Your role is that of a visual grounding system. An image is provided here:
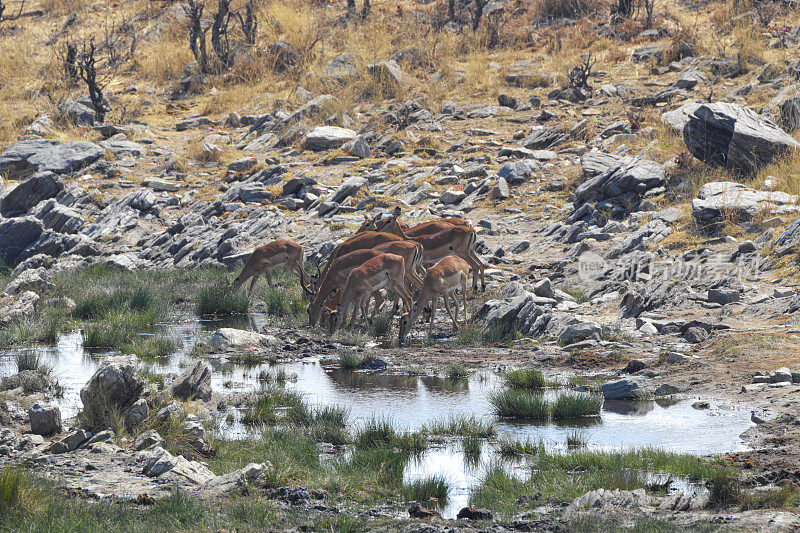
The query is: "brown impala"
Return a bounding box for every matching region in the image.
[232,240,311,298]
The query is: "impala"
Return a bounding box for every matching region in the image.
[317,231,403,281]
[304,241,423,326]
[398,256,470,346]
[329,253,412,335]
[378,207,485,291]
[232,240,311,298]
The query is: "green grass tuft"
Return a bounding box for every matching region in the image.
[489,389,550,420]
[551,393,603,419]
[197,285,249,317]
[444,363,469,380]
[421,414,496,438]
[505,368,545,389]
[403,475,449,503]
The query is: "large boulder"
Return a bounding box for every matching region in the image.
[304,126,357,151]
[0,172,64,217]
[27,141,103,176]
[681,102,800,174]
[171,361,212,401]
[330,176,368,204]
[28,403,62,436]
[575,158,664,204]
[34,199,84,234]
[208,328,276,350]
[0,291,40,325]
[0,138,60,179]
[692,182,798,225]
[59,98,97,126]
[0,216,44,265]
[79,356,144,416]
[602,378,645,400]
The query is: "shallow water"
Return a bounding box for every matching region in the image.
[0,319,753,518]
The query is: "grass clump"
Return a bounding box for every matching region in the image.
[505,368,545,389]
[123,337,177,359]
[496,436,545,457]
[339,351,370,370]
[444,363,469,380]
[456,323,519,347]
[421,414,496,438]
[14,351,51,374]
[0,467,29,516]
[489,390,550,420]
[551,393,603,419]
[403,476,449,503]
[561,286,590,303]
[197,285,249,317]
[242,387,306,426]
[264,288,305,318]
[354,417,396,450]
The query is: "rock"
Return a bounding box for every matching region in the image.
[623,360,646,373]
[28,404,62,436]
[99,139,146,158]
[683,327,709,343]
[197,462,269,497]
[533,278,555,299]
[209,328,276,350]
[408,502,440,518]
[48,428,89,454]
[3,267,53,295]
[440,188,466,205]
[558,321,601,345]
[490,177,510,200]
[141,446,216,485]
[344,137,370,158]
[780,96,800,133]
[772,367,793,383]
[456,507,493,520]
[366,60,402,94]
[498,94,518,109]
[176,116,213,131]
[124,398,149,428]
[142,178,179,192]
[0,291,40,325]
[602,379,644,400]
[661,102,702,132]
[26,115,54,136]
[34,200,84,234]
[330,176,367,204]
[737,240,756,253]
[1,172,64,216]
[180,416,211,454]
[269,40,300,71]
[304,126,357,151]
[654,383,679,396]
[171,361,212,402]
[633,44,663,62]
[497,159,540,185]
[665,352,689,364]
[79,356,144,419]
[0,216,44,265]
[135,429,166,451]
[691,182,797,225]
[681,102,800,174]
[708,288,740,305]
[774,287,795,298]
[639,322,658,335]
[26,141,103,177]
[227,157,257,173]
[574,157,664,207]
[324,54,359,84]
[675,70,706,90]
[521,126,568,150]
[59,98,97,126]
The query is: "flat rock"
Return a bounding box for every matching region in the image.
[304,126,357,151]
[209,328,277,350]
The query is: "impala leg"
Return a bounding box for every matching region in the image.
[442,291,459,332]
[348,295,360,328]
[371,290,384,322]
[391,282,412,313]
[265,269,274,289]
[247,273,260,299]
[427,295,438,338]
[462,273,469,327]
[470,249,486,292]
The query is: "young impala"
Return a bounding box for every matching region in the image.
[232,240,311,298]
[304,241,425,326]
[328,253,412,335]
[398,256,470,346]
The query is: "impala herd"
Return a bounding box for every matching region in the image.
[232,207,486,345]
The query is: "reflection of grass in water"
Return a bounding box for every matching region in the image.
[496,436,545,457]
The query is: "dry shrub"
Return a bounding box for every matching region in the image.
[532,0,606,20]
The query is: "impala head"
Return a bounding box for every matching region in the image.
[231,274,244,291]
[398,305,417,346]
[356,213,383,233]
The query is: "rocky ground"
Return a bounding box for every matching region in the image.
[4,0,800,530]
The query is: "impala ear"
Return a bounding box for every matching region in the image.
[392,206,401,218]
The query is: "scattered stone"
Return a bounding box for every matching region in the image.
[171,361,212,402]
[623,360,646,374]
[684,327,709,344]
[602,379,644,400]
[209,328,276,350]
[654,383,679,396]
[708,288,740,305]
[456,507,493,520]
[48,428,89,454]
[135,429,166,451]
[304,126,357,151]
[408,503,440,518]
[80,356,144,418]
[0,172,64,217]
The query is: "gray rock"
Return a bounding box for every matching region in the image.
[180,416,211,454]
[330,176,367,204]
[684,327,709,343]
[26,141,103,176]
[80,356,144,417]
[602,379,644,400]
[99,139,146,158]
[366,60,402,93]
[197,462,269,497]
[660,102,702,132]
[580,151,626,177]
[59,98,97,126]
[28,404,62,436]
[0,291,40,325]
[440,188,466,205]
[692,182,797,224]
[780,96,800,133]
[533,278,555,299]
[575,158,664,205]
[708,288,740,305]
[0,138,60,179]
[345,137,370,158]
[559,321,601,345]
[654,383,679,396]
[285,94,338,126]
[171,361,212,402]
[639,322,658,335]
[34,199,84,234]
[675,70,706,90]
[49,428,89,454]
[1,172,64,216]
[176,116,214,131]
[304,126,356,151]
[682,102,800,174]
[665,352,689,364]
[124,398,149,428]
[490,177,510,200]
[0,216,44,265]
[324,54,359,84]
[227,157,257,173]
[142,178,179,192]
[497,159,540,185]
[633,44,663,62]
[772,367,793,383]
[135,429,166,451]
[3,267,53,295]
[208,328,276,350]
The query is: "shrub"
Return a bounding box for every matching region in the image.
[421,414,496,438]
[505,368,545,389]
[489,390,549,419]
[339,351,370,370]
[354,417,396,449]
[533,0,604,19]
